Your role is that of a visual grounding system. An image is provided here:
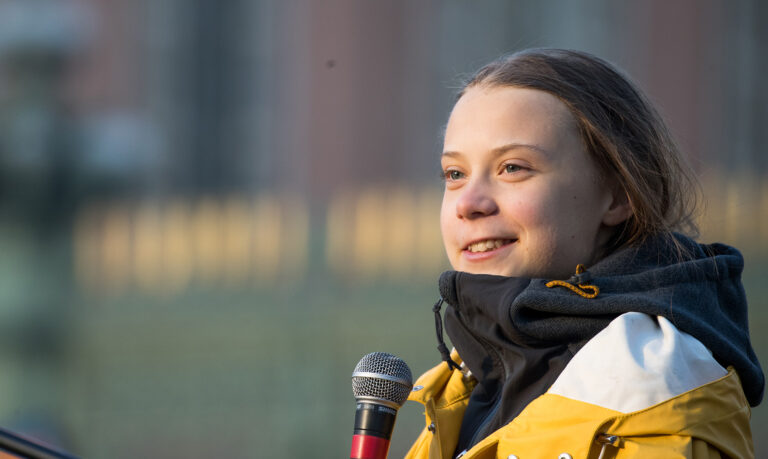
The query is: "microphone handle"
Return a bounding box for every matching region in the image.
[350,402,397,459]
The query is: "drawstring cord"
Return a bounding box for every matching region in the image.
[432,297,461,371]
[545,264,600,298]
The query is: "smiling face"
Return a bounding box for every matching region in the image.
[440,85,631,279]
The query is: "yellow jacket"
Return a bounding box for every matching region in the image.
[405,314,754,459]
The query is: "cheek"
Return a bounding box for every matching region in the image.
[502,189,555,229]
[524,185,605,261]
[506,188,572,254]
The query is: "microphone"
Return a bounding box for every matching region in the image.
[350,352,413,459]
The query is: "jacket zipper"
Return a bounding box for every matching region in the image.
[595,433,619,459]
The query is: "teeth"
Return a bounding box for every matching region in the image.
[467,239,512,253]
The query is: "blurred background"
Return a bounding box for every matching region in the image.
[0,0,765,457]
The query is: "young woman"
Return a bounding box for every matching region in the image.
[406,49,764,458]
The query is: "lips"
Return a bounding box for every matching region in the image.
[464,238,516,253]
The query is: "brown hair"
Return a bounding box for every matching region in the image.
[460,48,701,254]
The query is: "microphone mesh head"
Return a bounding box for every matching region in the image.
[351,352,413,407]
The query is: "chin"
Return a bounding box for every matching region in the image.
[458,263,521,278]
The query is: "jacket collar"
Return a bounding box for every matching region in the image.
[408,361,752,459]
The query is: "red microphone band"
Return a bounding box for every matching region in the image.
[350,434,390,459]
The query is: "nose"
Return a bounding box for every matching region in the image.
[455,180,499,219]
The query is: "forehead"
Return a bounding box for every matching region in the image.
[444,85,579,153]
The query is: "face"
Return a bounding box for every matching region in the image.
[440,85,629,279]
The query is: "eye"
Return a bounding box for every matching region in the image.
[442,169,465,181]
[503,163,523,174]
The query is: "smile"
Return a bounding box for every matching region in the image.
[465,239,516,253]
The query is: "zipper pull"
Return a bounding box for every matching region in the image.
[595,433,619,459]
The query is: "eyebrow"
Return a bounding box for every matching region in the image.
[442,142,550,158]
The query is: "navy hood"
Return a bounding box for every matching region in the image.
[439,232,764,407]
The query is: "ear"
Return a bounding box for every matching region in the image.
[602,185,632,227]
